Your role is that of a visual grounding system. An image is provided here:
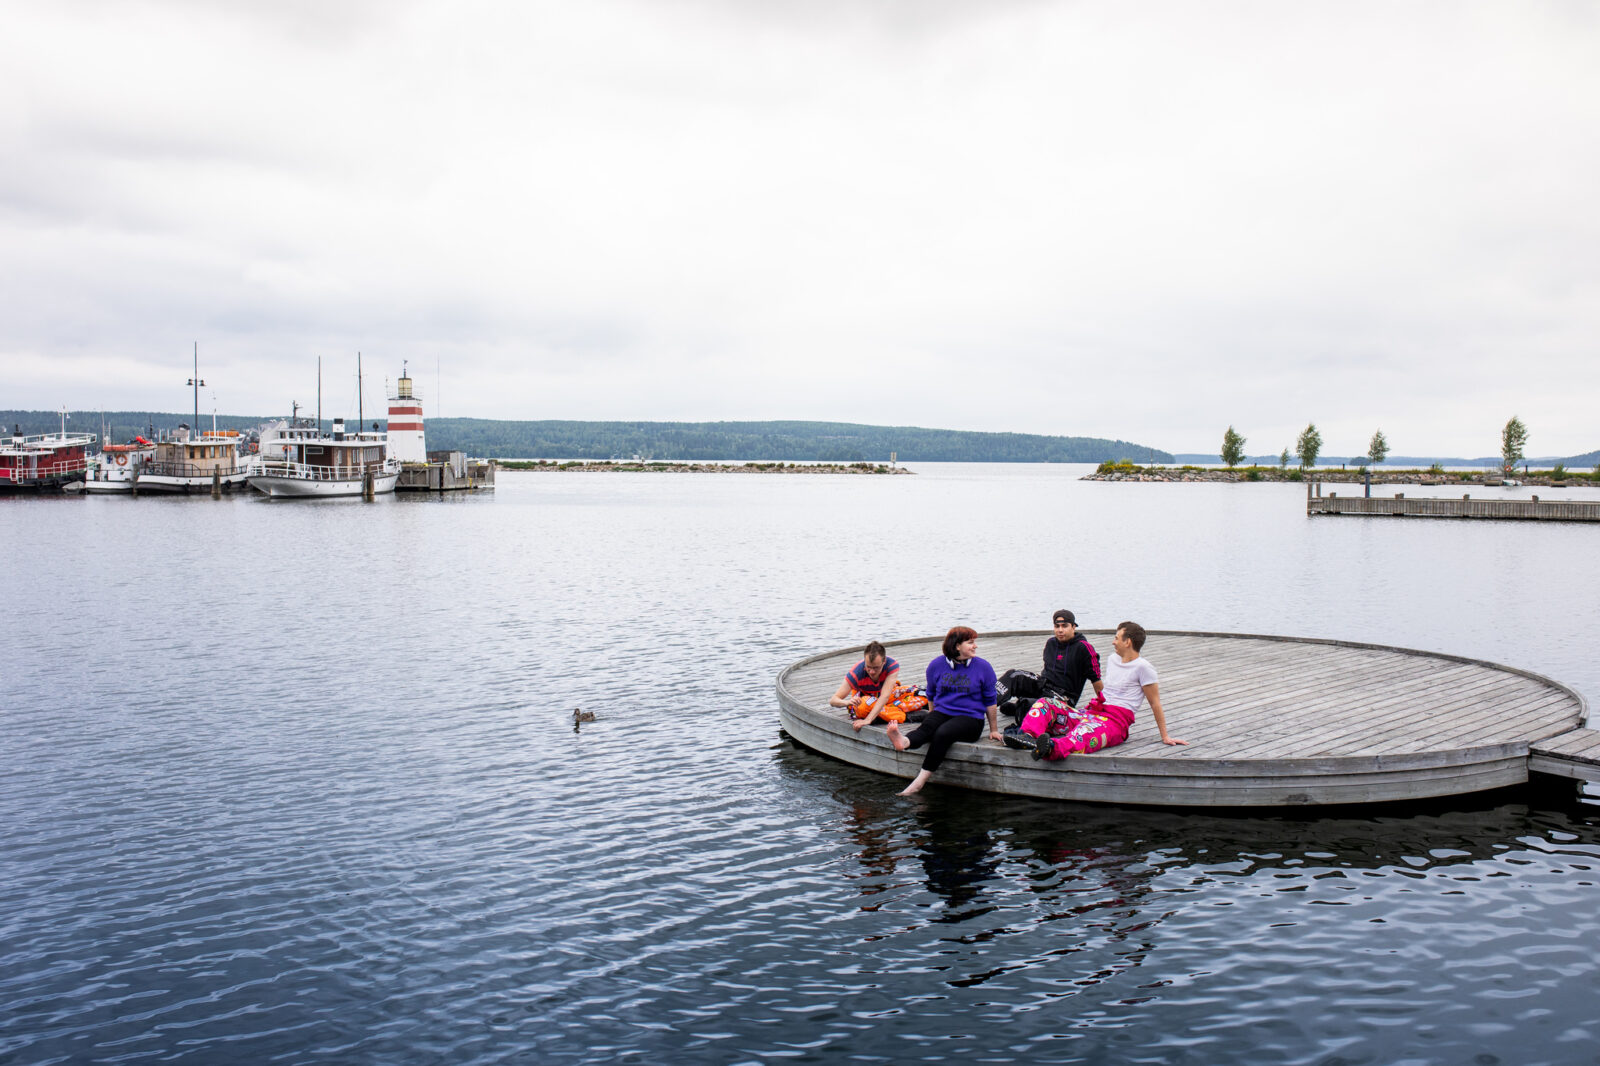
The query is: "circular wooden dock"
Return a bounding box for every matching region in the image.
[776,630,1590,806]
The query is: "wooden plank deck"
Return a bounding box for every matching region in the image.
[1529,727,1600,783]
[1308,494,1600,521]
[776,630,1590,807]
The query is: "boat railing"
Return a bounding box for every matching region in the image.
[252,459,395,482]
[0,455,91,480]
[3,432,97,450]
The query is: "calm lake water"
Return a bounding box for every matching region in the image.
[4,464,1599,1065]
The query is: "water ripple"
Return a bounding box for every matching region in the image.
[6,476,1600,1063]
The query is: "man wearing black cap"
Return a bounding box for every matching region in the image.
[996,610,1103,727]
[1041,610,1102,705]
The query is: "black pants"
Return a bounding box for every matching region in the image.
[903,710,984,772]
[996,669,1072,724]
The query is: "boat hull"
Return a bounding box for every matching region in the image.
[135,472,252,494]
[248,472,400,497]
[0,473,85,492]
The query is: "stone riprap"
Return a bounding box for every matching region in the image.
[1083,468,1598,487]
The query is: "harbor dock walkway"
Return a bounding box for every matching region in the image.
[1306,486,1600,521]
[776,631,1593,806]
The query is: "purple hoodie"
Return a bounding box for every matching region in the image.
[924,655,998,718]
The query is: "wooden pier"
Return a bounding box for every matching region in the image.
[395,451,496,492]
[1306,485,1600,521]
[776,630,1594,806]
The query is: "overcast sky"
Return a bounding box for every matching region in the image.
[4,0,1597,456]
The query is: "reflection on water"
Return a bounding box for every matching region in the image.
[4,467,1600,1064]
[773,737,1600,1062]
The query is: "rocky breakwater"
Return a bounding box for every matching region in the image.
[1086,468,1251,483]
[501,460,912,474]
[1082,466,1599,487]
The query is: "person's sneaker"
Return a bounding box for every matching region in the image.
[1031,733,1055,761]
[1002,726,1032,751]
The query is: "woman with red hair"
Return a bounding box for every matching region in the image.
[885,626,1002,796]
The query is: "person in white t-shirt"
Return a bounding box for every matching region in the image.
[1102,622,1185,746]
[1024,620,1186,760]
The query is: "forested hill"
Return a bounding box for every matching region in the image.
[422,419,1171,463]
[1,411,1170,463]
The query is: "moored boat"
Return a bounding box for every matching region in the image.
[0,425,97,491]
[246,418,400,498]
[84,437,156,493]
[137,427,251,494]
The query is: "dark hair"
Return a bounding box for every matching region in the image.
[1117,621,1146,653]
[1053,609,1075,626]
[864,641,887,663]
[943,626,978,659]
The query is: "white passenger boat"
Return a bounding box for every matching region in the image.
[84,438,156,493]
[138,427,251,494]
[246,418,400,498]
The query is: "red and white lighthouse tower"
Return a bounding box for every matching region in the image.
[387,364,426,464]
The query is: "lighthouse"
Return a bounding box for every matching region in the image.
[387,364,426,464]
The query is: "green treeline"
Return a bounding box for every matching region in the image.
[4,411,1172,463]
[0,410,269,443]
[420,419,1172,463]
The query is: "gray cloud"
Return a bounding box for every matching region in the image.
[3,0,1598,455]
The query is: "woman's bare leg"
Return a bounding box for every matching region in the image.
[885,721,910,752]
[898,769,933,796]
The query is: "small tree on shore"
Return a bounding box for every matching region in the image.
[1501,416,1527,474]
[1221,425,1246,469]
[1296,423,1323,469]
[1367,429,1389,466]
[1279,448,1290,470]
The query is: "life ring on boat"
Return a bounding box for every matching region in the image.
[115,453,127,465]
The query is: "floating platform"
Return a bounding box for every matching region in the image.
[1307,490,1600,521]
[395,451,496,492]
[776,631,1594,806]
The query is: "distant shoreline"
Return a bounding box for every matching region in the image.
[497,459,911,475]
[1084,463,1597,487]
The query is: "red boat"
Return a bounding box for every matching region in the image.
[0,427,98,491]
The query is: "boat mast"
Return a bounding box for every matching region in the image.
[358,352,364,434]
[187,342,204,433]
[317,356,322,435]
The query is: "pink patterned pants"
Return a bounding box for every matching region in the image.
[1019,694,1134,760]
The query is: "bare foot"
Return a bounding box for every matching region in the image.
[897,769,932,796]
[885,721,910,752]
